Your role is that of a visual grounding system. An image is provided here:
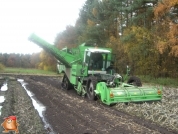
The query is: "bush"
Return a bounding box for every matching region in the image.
[0,63,5,71]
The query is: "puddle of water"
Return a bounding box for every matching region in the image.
[0,81,7,116]
[1,83,8,91]
[18,79,46,117]
[18,79,55,133]
[0,106,2,116]
[0,96,5,103]
[0,96,5,116]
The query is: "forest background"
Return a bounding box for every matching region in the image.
[0,0,177,78]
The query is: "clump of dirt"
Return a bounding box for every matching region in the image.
[0,77,46,134]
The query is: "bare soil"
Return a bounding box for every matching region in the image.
[0,74,178,134]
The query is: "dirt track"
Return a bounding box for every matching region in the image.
[1,75,178,134]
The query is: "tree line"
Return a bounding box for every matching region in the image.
[0,53,40,68]
[1,0,177,78]
[53,0,178,78]
[0,52,56,71]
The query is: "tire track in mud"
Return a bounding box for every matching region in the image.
[25,77,133,134]
[24,76,177,134]
[0,76,46,134]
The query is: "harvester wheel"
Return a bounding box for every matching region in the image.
[62,74,71,90]
[127,76,142,87]
[87,77,97,101]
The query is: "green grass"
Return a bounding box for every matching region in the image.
[139,75,178,87]
[0,67,58,76]
[1,68,177,87]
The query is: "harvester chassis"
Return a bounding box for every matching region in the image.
[62,73,142,101]
[29,33,162,106]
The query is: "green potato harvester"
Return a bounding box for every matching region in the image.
[29,33,162,105]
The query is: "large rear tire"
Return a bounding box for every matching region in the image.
[127,76,142,87]
[62,74,72,90]
[87,77,97,100]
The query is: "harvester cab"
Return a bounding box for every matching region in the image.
[29,33,162,106]
[84,48,112,74]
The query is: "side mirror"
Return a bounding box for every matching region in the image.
[127,65,130,76]
[78,77,81,82]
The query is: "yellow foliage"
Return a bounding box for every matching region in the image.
[0,63,5,71]
[135,27,150,40]
[123,26,152,53]
[92,8,98,17]
[156,41,167,54]
[106,36,120,52]
[87,19,95,26]
[38,62,44,70]
[39,51,47,60]
[168,0,178,7]
[43,65,48,71]
[110,36,117,43]
[38,50,56,71]
[154,0,178,18]
[167,23,178,45]
[154,2,163,17]
[155,21,178,56]
[155,22,178,56]
[171,46,178,56]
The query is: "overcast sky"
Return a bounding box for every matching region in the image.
[0,0,86,54]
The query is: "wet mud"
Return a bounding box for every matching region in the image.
[0,74,177,134]
[0,76,46,134]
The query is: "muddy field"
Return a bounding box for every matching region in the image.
[0,74,178,134]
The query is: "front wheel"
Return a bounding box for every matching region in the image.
[87,78,97,100]
[61,74,72,90]
[127,76,142,87]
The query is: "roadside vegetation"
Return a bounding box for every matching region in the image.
[139,75,178,87]
[0,67,58,76]
[1,67,178,88]
[0,63,5,71]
